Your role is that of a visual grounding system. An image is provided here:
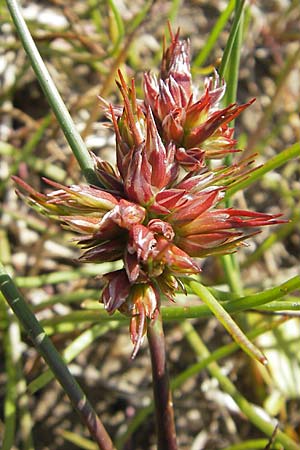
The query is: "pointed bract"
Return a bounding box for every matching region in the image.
[14,28,285,358]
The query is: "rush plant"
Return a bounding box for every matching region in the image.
[10,27,284,448]
[1,1,300,450]
[13,29,283,360]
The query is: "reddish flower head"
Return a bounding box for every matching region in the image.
[143,28,254,169]
[14,28,284,357]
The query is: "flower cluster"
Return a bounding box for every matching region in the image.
[14,28,282,357]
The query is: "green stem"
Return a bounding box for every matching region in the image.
[218,0,245,78]
[220,0,246,295]
[147,312,178,450]
[222,1,244,113]
[221,253,243,295]
[6,0,100,186]
[223,438,282,450]
[107,0,125,57]
[28,321,120,394]
[182,321,300,450]
[15,262,121,288]
[187,280,267,364]
[34,275,300,332]
[0,263,115,450]
[225,142,300,199]
[2,309,17,450]
[13,318,35,450]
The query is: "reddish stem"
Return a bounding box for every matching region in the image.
[147,312,178,450]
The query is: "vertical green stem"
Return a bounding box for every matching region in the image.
[220,0,246,296]
[147,312,178,450]
[2,309,17,450]
[0,264,115,450]
[16,328,35,450]
[221,253,243,296]
[218,0,245,79]
[223,1,245,118]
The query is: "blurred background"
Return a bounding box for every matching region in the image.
[0,1,300,449]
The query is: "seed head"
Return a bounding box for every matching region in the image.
[14,28,284,357]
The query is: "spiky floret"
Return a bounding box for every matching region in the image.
[14,29,284,357]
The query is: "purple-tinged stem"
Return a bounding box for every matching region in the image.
[147,311,178,450]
